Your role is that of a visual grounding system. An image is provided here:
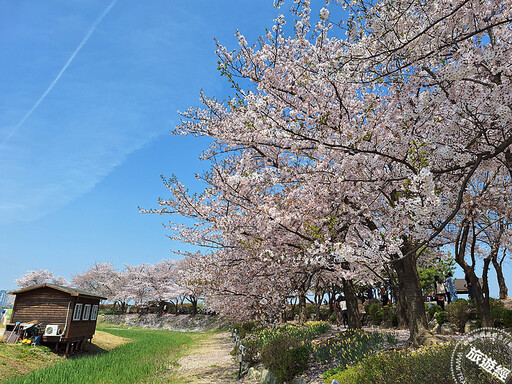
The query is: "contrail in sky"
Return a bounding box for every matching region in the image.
[1,0,118,147]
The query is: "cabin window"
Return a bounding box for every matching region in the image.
[91,305,99,321]
[82,304,91,321]
[73,303,83,321]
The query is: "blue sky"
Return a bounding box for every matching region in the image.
[0,1,509,298]
[0,0,282,290]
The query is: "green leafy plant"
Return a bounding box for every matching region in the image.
[491,307,512,329]
[503,309,512,328]
[491,306,507,327]
[260,335,310,384]
[323,343,456,384]
[366,302,383,324]
[446,299,473,332]
[311,329,395,366]
[230,334,261,366]
[255,321,330,347]
[426,304,443,320]
[231,321,258,339]
[434,311,447,325]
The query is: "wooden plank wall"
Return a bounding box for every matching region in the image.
[12,288,71,328]
[11,287,101,340]
[67,298,100,339]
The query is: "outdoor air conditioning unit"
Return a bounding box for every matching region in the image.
[44,324,61,336]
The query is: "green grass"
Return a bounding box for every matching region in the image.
[2,326,194,384]
[323,343,456,384]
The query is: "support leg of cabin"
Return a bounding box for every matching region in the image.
[65,342,70,356]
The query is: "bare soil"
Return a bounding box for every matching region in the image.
[90,330,131,352]
[174,332,241,383]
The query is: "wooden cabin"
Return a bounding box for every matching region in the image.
[5,283,106,353]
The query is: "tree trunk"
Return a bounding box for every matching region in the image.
[492,255,509,300]
[328,285,336,317]
[463,266,493,327]
[315,297,322,321]
[393,243,433,346]
[454,221,494,328]
[296,274,313,325]
[298,293,307,325]
[190,297,198,316]
[290,297,297,320]
[389,278,408,328]
[343,279,361,329]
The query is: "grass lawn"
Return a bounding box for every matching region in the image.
[1,324,195,384]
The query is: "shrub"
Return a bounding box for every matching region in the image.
[492,307,512,329]
[323,343,456,384]
[446,300,471,332]
[232,321,258,339]
[366,302,383,324]
[434,311,447,325]
[503,309,512,328]
[489,298,505,311]
[375,310,384,324]
[260,335,310,384]
[238,335,260,366]
[381,305,397,326]
[306,304,317,317]
[427,304,443,320]
[318,306,331,321]
[491,306,507,327]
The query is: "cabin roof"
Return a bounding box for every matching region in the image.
[7,283,107,300]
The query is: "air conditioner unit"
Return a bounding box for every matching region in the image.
[44,324,61,336]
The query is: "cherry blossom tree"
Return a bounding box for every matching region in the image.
[450,168,512,325]
[175,257,205,315]
[72,262,121,300]
[149,0,512,344]
[145,259,189,313]
[15,269,68,288]
[121,264,155,306]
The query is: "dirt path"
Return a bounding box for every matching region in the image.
[173,326,413,384]
[174,332,241,383]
